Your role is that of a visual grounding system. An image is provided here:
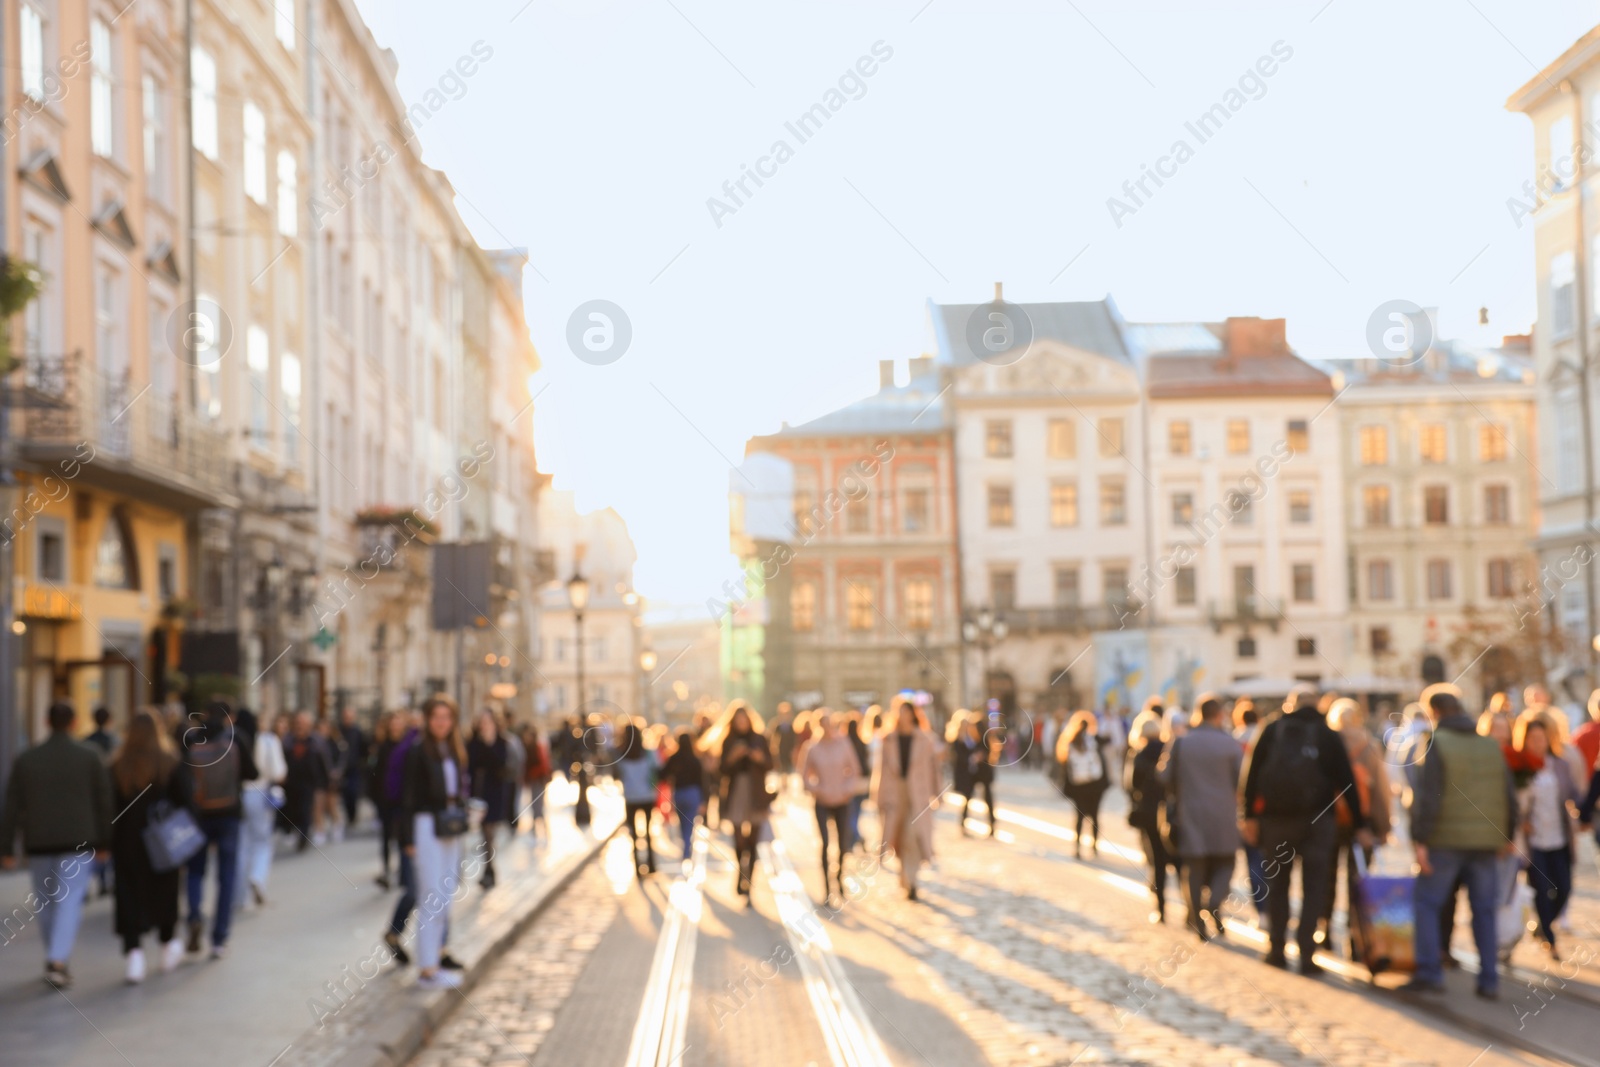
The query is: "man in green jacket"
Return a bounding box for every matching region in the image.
[0,703,113,989]
[1403,685,1516,998]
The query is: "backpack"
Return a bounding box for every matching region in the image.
[1257,715,1328,816]
[191,739,242,812]
[1066,743,1104,786]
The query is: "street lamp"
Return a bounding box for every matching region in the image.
[567,567,592,828]
[640,649,657,721]
[962,608,1008,712]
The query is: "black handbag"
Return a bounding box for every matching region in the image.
[435,804,468,837]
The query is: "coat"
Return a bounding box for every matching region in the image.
[1125,740,1166,832]
[111,764,192,944]
[872,729,940,863]
[0,733,113,856]
[1158,723,1242,858]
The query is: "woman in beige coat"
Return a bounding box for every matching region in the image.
[872,699,941,900]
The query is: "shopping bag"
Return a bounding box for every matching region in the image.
[1497,875,1534,959]
[1352,848,1415,975]
[143,801,207,873]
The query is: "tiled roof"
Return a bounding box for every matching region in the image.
[1146,351,1334,399]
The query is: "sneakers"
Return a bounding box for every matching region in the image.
[186,919,204,955]
[210,943,229,960]
[125,949,146,985]
[43,962,71,989]
[162,938,185,973]
[417,969,463,989]
[1398,979,1446,995]
[439,952,464,971]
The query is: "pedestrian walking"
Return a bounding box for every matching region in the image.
[109,709,193,982]
[615,720,660,876]
[773,703,798,784]
[84,705,116,898]
[282,712,329,850]
[402,695,469,989]
[179,700,258,960]
[467,708,509,890]
[661,730,704,859]
[947,710,997,837]
[338,707,368,831]
[1318,699,1393,955]
[1125,710,1173,924]
[1160,695,1243,941]
[713,702,772,899]
[238,707,287,908]
[1239,684,1369,975]
[872,699,940,901]
[1513,708,1582,961]
[0,702,113,988]
[522,722,553,839]
[503,719,526,834]
[318,717,348,843]
[1054,711,1109,858]
[368,712,399,888]
[801,711,865,903]
[844,713,870,851]
[1403,685,1516,998]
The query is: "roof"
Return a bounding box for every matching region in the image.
[1122,322,1223,358]
[1506,25,1600,113]
[1320,338,1536,390]
[765,369,948,438]
[1146,351,1334,399]
[929,298,1130,367]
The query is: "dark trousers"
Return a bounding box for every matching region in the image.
[185,815,241,947]
[1184,853,1235,931]
[341,780,362,826]
[1529,845,1574,947]
[1138,826,1172,902]
[389,851,416,936]
[1319,831,1373,953]
[963,780,996,833]
[1258,815,1336,961]
[1243,844,1269,920]
[814,802,851,891]
[626,801,656,868]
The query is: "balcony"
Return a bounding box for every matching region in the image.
[1207,597,1283,633]
[1000,603,1143,633]
[12,353,235,512]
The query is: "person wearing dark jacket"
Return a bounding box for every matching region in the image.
[0,702,113,988]
[338,706,369,829]
[109,709,194,982]
[661,731,705,859]
[402,696,469,988]
[179,700,258,959]
[467,708,509,889]
[282,711,330,849]
[1125,712,1173,923]
[1239,685,1370,974]
[1403,686,1517,998]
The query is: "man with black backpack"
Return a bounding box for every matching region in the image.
[180,700,258,960]
[1240,684,1371,975]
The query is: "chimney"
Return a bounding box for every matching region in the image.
[879,359,896,391]
[908,355,935,381]
[1223,317,1288,358]
[994,282,1003,303]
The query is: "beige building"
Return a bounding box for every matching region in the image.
[641,611,725,725]
[1331,340,1540,708]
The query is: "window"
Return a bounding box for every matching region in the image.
[276,151,298,236]
[592,638,607,663]
[1479,423,1508,462]
[1549,115,1574,192]
[143,74,165,196]
[191,47,218,159]
[281,353,302,465]
[846,582,875,631]
[903,488,928,533]
[20,4,44,101]
[1558,391,1583,494]
[1047,418,1076,459]
[1054,566,1080,608]
[792,490,815,536]
[1363,484,1391,526]
[846,495,869,534]
[1297,637,1317,658]
[90,18,113,157]
[94,513,136,589]
[243,102,268,204]
[95,265,122,379]
[275,0,296,48]
[904,578,933,630]
[1226,419,1250,454]
[1227,490,1254,525]
[1286,419,1309,454]
[1168,420,1192,457]
[1552,251,1576,337]
[1292,563,1315,603]
[1426,559,1453,600]
[1234,564,1256,615]
[1237,635,1257,659]
[1171,491,1194,526]
[791,582,816,631]
[1174,566,1196,606]
[1098,417,1124,458]
[987,484,1013,527]
[1103,566,1129,607]
[1049,481,1078,527]
[1484,484,1510,525]
[1423,485,1449,525]
[985,419,1013,458]
[1359,425,1388,465]
[990,569,1016,611]
[196,292,223,420]
[1419,423,1447,464]
[36,520,65,582]
[1288,490,1312,524]
[1370,626,1392,654]
[1098,479,1126,526]
[1367,559,1394,601]
[247,326,270,443]
[1487,559,1516,599]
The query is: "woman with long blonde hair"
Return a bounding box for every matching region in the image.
[1055,710,1109,858]
[108,709,192,982]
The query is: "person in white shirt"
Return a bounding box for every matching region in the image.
[237,710,287,909]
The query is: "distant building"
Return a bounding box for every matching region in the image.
[642,612,725,725]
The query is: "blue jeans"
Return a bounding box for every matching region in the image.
[673,787,702,857]
[1243,845,1269,920]
[1414,847,1499,990]
[185,815,241,947]
[1528,845,1574,947]
[235,789,277,909]
[29,853,93,963]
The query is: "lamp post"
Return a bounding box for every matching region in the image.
[567,567,591,828]
[639,648,657,721]
[961,606,1008,714]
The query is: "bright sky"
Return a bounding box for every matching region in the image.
[355,0,1592,611]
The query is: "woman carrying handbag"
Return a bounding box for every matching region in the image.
[109,709,195,983]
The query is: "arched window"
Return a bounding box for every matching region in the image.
[93,508,139,590]
[1420,654,1446,686]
